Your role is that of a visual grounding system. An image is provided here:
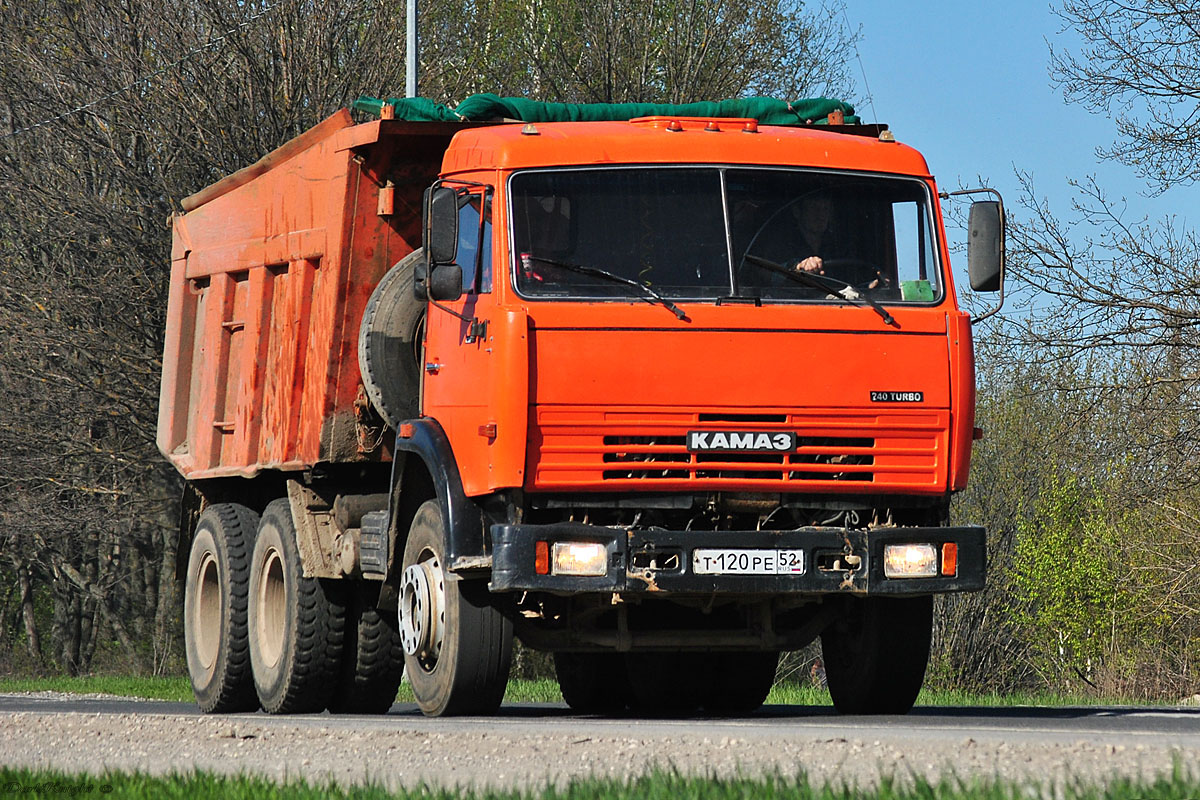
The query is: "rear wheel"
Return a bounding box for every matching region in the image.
[328,584,405,714]
[701,651,779,715]
[400,500,512,716]
[184,503,260,713]
[248,499,346,714]
[624,651,708,715]
[821,595,932,714]
[554,652,632,714]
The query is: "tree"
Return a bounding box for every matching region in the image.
[1000,0,1200,494]
[0,0,859,674]
[931,0,1200,698]
[0,0,413,673]
[418,0,860,104]
[1053,0,1200,193]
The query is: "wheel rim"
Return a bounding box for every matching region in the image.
[193,552,221,670]
[399,553,445,671]
[257,546,287,668]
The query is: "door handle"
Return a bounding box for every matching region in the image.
[425,362,444,374]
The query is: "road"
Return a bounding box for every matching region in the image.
[2,694,1197,791]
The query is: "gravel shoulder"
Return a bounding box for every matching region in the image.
[2,695,1197,792]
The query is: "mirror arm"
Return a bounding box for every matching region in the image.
[429,298,471,322]
[940,187,1006,325]
[427,299,488,344]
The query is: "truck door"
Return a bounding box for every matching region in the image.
[422,187,497,495]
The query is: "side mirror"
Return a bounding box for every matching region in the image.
[429,264,463,302]
[425,186,459,266]
[967,200,1004,292]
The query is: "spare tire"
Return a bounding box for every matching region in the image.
[358,249,426,429]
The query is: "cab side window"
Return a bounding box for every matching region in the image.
[455,192,493,294]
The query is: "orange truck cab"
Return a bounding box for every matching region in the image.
[160,98,1004,718]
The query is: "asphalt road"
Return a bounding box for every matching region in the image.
[3,694,1198,790]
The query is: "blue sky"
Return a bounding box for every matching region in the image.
[846,1,1190,230]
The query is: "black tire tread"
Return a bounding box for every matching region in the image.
[554,652,631,714]
[328,587,404,714]
[188,503,260,714]
[252,499,346,714]
[821,595,932,715]
[701,651,778,715]
[403,500,512,716]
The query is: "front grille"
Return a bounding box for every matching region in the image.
[529,408,947,493]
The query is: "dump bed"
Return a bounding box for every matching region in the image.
[156,110,466,479]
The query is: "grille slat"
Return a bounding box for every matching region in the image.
[530,408,946,490]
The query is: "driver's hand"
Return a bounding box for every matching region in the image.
[795,256,823,274]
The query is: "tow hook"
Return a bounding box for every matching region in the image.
[839,533,863,590]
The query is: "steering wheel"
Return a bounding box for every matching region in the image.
[818,258,892,292]
[742,253,891,295]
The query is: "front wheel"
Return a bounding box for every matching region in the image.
[400,500,512,716]
[820,595,932,714]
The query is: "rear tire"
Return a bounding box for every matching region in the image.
[248,499,346,714]
[400,500,512,716]
[821,595,932,714]
[701,651,779,715]
[624,652,707,715]
[328,584,405,714]
[554,652,632,714]
[184,503,261,713]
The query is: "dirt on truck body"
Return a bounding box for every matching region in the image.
[159,96,1005,718]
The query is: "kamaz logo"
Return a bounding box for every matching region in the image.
[687,431,797,452]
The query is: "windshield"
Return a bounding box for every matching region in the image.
[510,167,942,304]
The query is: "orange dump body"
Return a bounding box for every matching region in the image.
[159,112,975,502]
[157,112,472,477]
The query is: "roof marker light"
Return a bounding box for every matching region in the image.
[521,123,539,136]
[742,120,758,133]
[666,119,683,132]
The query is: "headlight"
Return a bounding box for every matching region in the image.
[552,542,608,576]
[883,543,938,578]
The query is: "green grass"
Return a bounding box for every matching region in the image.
[0,674,194,702]
[0,674,1169,709]
[0,671,1161,710]
[0,765,1196,800]
[395,678,564,704]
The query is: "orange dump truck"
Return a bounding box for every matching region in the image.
[159,97,1004,717]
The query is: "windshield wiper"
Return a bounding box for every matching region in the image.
[742,254,897,327]
[521,254,689,321]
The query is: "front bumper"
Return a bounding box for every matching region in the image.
[490,523,985,595]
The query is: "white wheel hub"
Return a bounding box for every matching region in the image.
[399,557,445,664]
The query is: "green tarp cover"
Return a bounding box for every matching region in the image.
[353,93,858,126]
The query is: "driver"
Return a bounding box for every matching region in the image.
[788,192,889,291]
[791,193,832,275]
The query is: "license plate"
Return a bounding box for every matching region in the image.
[692,548,805,575]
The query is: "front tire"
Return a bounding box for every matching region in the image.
[184,503,260,713]
[400,500,512,716]
[821,595,932,714]
[248,499,346,714]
